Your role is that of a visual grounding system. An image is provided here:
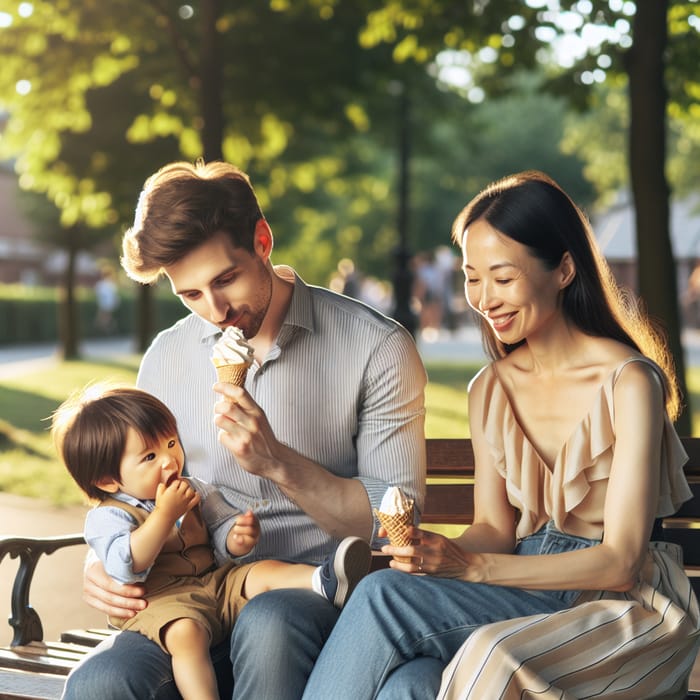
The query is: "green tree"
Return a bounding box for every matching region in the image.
[0,2,599,357]
[0,0,428,349]
[358,0,700,431]
[0,1,181,354]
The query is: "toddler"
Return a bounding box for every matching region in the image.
[52,385,371,700]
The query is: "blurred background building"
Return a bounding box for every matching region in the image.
[0,168,103,287]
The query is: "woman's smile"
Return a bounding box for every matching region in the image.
[489,312,517,333]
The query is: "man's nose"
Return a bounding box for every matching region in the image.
[204,290,229,324]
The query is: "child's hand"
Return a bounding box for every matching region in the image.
[154,478,200,523]
[226,510,260,556]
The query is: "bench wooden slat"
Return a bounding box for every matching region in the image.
[0,642,86,675]
[423,482,474,525]
[58,629,116,648]
[425,438,474,476]
[684,441,700,471]
[674,483,700,519]
[0,667,66,700]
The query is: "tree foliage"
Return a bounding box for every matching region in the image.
[354,0,700,431]
[0,1,592,278]
[7,1,686,383]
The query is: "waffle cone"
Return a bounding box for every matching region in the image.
[215,363,249,387]
[374,504,414,563]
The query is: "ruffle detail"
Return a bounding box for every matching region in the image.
[558,382,615,514]
[474,358,692,540]
[658,421,692,516]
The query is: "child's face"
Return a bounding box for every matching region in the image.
[112,427,185,500]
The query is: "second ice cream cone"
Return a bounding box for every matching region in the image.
[375,506,414,563]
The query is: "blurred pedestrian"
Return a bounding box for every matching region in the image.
[413,250,444,341]
[94,265,120,334]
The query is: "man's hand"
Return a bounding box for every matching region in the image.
[83,557,147,619]
[213,381,375,542]
[213,382,288,483]
[226,509,260,557]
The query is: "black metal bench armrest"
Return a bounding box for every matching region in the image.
[0,534,86,646]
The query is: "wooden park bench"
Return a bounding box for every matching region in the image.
[2,437,700,699]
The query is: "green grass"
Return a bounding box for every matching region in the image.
[1,356,699,507]
[0,355,142,506]
[424,361,483,438]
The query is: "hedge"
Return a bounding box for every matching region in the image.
[0,284,188,346]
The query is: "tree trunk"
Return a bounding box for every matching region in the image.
[392,87,417,337]
[59,240,80,360]
[136,283,154,354]
[200,0,224,161]
[627,1,690,433]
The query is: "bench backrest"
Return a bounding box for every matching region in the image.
[422,437,700,569]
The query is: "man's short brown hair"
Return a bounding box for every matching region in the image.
[121,160,264,284]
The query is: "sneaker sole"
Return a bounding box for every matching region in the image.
[333,537,372,608]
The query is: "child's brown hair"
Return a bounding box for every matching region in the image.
[52,385,179,500]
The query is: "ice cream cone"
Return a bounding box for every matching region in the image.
[374,503,414,563]
[215,363,249,387]
[211,327,254,386]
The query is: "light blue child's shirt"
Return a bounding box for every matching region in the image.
[84,476,243,583]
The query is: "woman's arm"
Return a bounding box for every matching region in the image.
[387,362,664,591]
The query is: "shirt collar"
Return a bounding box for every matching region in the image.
[282,267,314,335]
[110,490,155,512]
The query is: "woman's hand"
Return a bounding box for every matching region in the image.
[379,525,476,579]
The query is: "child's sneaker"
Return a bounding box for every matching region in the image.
[319,536,372,608]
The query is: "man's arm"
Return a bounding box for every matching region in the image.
[214,391,375,539]
[214,328,427,545]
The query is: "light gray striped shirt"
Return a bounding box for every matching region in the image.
[137,268,427,565]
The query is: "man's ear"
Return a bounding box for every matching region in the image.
[253,219,274,262]
[95,476,120,494]
[559,251,576,289]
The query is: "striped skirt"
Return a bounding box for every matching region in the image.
[437,541,700,700]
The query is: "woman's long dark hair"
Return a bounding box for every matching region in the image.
[451,170,681,420]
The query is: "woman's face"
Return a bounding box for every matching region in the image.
[461,219,567,346]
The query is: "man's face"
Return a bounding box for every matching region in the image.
[164,229,273,339]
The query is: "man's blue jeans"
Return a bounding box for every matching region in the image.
[302,524,596,700]
[61,589,340,700]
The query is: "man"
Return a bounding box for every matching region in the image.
[63,160,426,699]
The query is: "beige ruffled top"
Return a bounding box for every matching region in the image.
[474,357,692,541]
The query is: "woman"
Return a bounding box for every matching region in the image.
[302,171,700,700]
